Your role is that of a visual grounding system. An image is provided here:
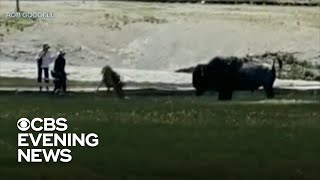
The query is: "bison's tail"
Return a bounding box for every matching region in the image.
[272,58,283,78]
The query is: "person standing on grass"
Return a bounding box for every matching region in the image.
[35,43,55,92]
[52,49,67,94]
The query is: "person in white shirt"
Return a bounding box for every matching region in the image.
[35,44,55,92]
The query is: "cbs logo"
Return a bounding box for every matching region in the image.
[17,118,68,132]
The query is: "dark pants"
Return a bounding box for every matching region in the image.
[59,72,67,92]
[53,71,67,93]
[37,67,49,84]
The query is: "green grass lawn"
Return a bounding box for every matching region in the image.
[0,94,320,180]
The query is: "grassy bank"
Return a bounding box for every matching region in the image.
[0,77,98,88]
[0,94,319,180]
[0,77,191,89]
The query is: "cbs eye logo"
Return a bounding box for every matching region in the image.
[17,118,30,131]
[17,118,68,132]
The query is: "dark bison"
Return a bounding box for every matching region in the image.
[192,56,282,100]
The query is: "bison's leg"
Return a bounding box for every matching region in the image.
[225,91,233,100]
[264,85,274,98]
[218,92,225,100]
[195,89,205,96]
[218,90,233,100]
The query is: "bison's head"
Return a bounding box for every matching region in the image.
[192,64,207,96]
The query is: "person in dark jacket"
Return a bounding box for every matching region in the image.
[52,50,67,94]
